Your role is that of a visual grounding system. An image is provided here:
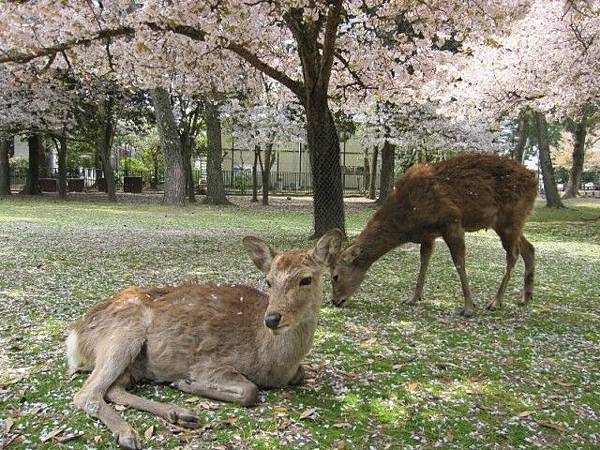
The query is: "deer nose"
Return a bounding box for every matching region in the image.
[265,313,282,329]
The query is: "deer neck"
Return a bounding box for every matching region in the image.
[257,302,320,383]
[354,216,406,267]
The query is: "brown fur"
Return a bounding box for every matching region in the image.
[67,231,343,449]
[330,154,537,317]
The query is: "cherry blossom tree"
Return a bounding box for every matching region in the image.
[439,0,599,206]
[0,63,78,196]
[0,0,531,236]
[223,83,305,205]
[357,100,507,200]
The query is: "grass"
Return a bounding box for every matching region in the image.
[1,195,599,449]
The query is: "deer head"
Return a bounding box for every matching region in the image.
[243,229,344,334]
[329,243,369,306]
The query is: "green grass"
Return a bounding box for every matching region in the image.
[1,195,599,449]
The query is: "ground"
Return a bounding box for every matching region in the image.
[0,195,599,450]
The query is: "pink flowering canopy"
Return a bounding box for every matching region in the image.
[0,1,533,104]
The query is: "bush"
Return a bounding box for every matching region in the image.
[120,158,150,177]
[9,156,28,171]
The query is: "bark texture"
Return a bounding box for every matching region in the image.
[203,101,228,205]
[22,134,42,195]
[563,114,587,199]
[534,111,564,208]
[0,138,11,196]
[377,140,395,204]
[305,105,345,236]
[151,88,186,206]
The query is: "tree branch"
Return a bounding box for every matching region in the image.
[0,26,135,64]
[225,41,304,98]
[318,0,343,94]
[0,20,305,100]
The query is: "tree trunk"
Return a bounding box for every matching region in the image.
[181,138,196,202]
[57,135,67,199]
[151,88,186,206]
[0,138,11,196]
[367,145,379,200]
[96,99,117,202]
[513,111,529,163]
[151,158,159,189]
[363,153,370,196]
[22,134,42,195]
[261,144,273,206]
[304,103,345,237]
[535,111,564,208]
[203,101,229,205]
[251,145,259,202]
[377,140,395,204]
[564,114,587,199]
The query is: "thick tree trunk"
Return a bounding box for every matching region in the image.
[377,140,395,204]
[513,111,529,163]
[564,115,587,199]
[367,145,379,200]
[251,145,259,202]
[305,103,345,237]
[151,88,186,206]
[0,138,11,196]
[535,111,564,208]
[203,102,229,205]
[57,135,67,199]
[261,144,273,206]
[96,99,117,202]
[22,134,42,195]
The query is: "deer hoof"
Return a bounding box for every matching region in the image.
[115,429,141,450]
[168,409,200,428]
[520,293,532,306]
[459,308,475,318]
[486,302,500,311]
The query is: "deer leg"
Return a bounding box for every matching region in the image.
[443,223,475,317]
[519,236,535,306]
[106,373,199,429]
[289,365,305,386]
[487,229,520,311]
[173,365,259,407]
[405,239,435,305]
[73,335,145,450]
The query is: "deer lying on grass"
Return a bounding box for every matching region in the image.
[66,230,343,449]
[330,154,538,317]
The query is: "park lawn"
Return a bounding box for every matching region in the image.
[0,196,599,449]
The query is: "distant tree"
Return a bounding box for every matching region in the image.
[0,137,11,195]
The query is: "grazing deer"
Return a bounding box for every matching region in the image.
[66,230,343,449]
[329,154,537,317]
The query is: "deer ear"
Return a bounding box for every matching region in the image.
[341,244,362,264]
[243,236,277,273]
[312,228,344,267]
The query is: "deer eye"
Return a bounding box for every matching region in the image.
[266,279,272,288]
[332,275,339,283]
[300,277,312,286]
